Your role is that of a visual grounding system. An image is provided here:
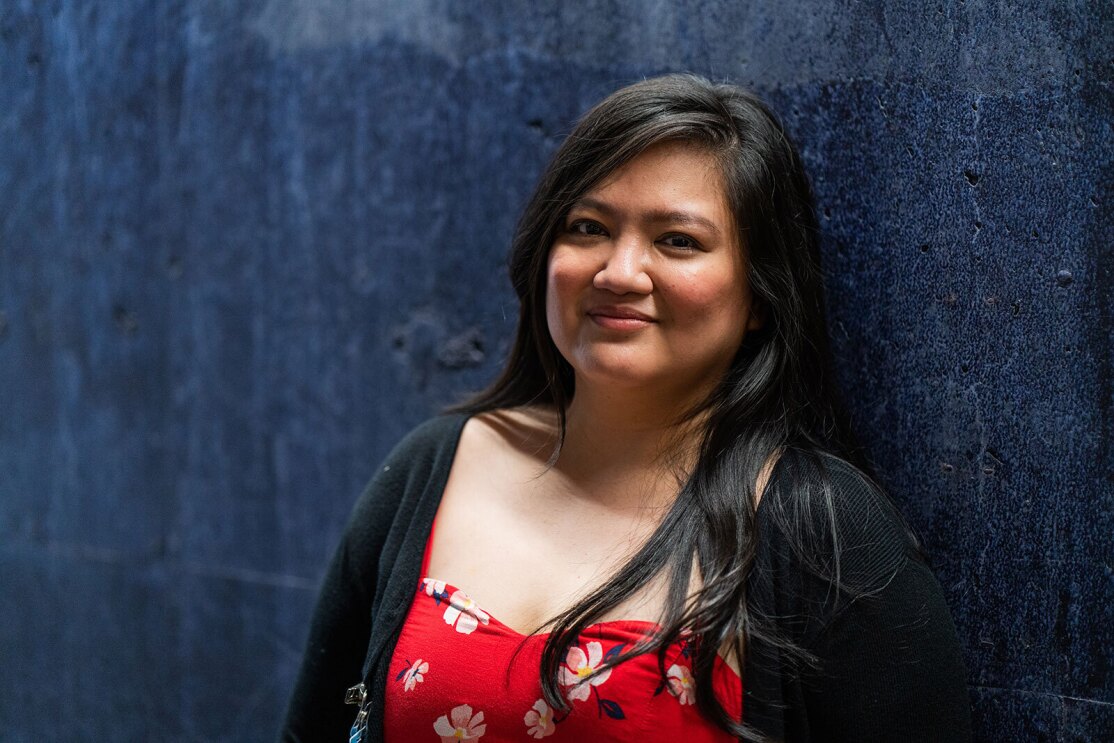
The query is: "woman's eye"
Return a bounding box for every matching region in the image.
[568,220,606,236]
[661,234,699,250]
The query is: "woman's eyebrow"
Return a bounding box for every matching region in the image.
[571,196,723,236]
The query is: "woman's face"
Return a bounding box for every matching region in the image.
[546,140,761,402]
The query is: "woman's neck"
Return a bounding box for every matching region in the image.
[547,383,705,510]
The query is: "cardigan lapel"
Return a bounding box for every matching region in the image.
[359,413,470,740]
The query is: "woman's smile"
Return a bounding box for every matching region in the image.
[586,304,657,330]
[545,140,762,398]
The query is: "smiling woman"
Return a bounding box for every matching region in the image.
[546,142,760,400]
[281,74,972,742]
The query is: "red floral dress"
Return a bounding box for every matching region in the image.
[383,521,742,741]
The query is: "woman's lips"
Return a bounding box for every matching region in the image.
[587,306,656,330]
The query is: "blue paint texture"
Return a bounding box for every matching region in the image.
[1,1,1110,739]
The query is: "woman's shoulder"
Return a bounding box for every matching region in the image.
[451,404,560,467]
[361,405,557,497]
[763,448,914,539]
[465,405,559,444]
[749,451,972,737]
[345,413,471,521]
[385,411,473,462]
[758,448,920,595]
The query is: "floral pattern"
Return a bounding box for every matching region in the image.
[395,658,429,692]
[523,698,557,738]
[423,578,448,600]
[442,589,491,635]
[396,578,740,738]
[666,664,695,705]
[558,640,613,702]
[433,703,487,741]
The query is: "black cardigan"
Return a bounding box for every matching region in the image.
[281,413,972,742]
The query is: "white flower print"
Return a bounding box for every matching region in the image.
[442,589,491,635]
[433,704,486,742]
[558,640,613,702]
[423,578,447,598]
[523,698,556,738]
[403,659,428,692]
[666,663,695,705]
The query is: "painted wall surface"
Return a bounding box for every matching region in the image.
[1,1,1110,739]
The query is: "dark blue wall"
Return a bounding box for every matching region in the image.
[1,1,1110,739]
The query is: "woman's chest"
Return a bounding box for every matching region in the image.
[382,578,742,743]
[425,464,670,636]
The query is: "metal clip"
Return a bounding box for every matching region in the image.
[345,682,368,706]
[349,707,368,743]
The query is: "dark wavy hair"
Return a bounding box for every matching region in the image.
[455,73,876,740]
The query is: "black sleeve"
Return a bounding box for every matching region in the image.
[745,452,973,742]
[279,417,455,742]
[800,557,973,742]
[278,473,393,742]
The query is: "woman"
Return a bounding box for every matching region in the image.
[281,74,972,742]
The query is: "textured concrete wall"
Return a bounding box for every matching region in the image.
[1,1,1110,739]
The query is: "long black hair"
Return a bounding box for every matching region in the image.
[455,73,880,740]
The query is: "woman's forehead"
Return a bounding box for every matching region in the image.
[571,143,734,230]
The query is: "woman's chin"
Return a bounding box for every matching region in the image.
[570,358,684,396]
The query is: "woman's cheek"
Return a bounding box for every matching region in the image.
[545,250,583,347]
[547,250,586,303]
[664,272,726,316]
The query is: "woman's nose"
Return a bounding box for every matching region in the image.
[592,236,653,294]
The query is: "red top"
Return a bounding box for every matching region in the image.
[384,520,742,742]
